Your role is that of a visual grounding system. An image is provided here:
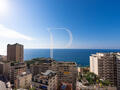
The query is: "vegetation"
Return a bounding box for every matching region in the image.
[10,61,22,66]
[25,57,54,68]
[78,72,111,87]
[101,80,111,86]
[84,72,99,85]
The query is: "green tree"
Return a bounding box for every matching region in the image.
[85,72,99,84]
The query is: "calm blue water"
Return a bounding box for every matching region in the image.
[24,49,120,66]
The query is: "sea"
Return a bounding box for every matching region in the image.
[24,49,120,66]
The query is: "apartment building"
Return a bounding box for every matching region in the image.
[16,72,32,88]
[116,55,120,90]
[56,61,77,90]
[78,67,89,75]
[9,62,26,88]
[30,59,77,90]
[7,43,24,62]
[30,59,54,76]
[0,61,10,78]
[90,53,104,76]
[32,70,57,90]
[90,53,120,89]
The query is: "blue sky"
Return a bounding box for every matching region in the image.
[0,0,120,54]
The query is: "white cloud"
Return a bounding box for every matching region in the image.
[0,24,33,40]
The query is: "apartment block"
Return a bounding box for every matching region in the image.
[0,62,10,78]
[56,61,77,90]
[90,53,120,89]
[7,43,24,62]
[30,59,54,76]
[9,62,26,88]
[16,72,32,88]
[32,70,57,90]
[30,59,77,90]
[78,67,89,75]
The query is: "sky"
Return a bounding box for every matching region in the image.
[0,0,120,54]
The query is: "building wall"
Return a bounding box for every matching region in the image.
[0,63,4,74]
[30,63,52,76]
[17,73,32,88]
[9,62,26,88]
[90,56,99,75]
[7,43,23,62]
[32,73,57,90]
[56,62,77,90]
[116,55,120,89]
[102,55,117,86]
[90,53,120,89]
[30,61,77,90]
[0,62,10,78]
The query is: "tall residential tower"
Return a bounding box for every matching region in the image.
[7,43,24,62]
[90,53,120,89]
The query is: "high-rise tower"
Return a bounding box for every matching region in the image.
[7,43,23,62]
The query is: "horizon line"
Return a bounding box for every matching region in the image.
[24,48,120,50]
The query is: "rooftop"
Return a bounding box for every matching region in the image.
[34,70,56,80]
[7,43,23,46]
[17,72,32,78]
[42,70,55,76]
[57,61,77,66]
